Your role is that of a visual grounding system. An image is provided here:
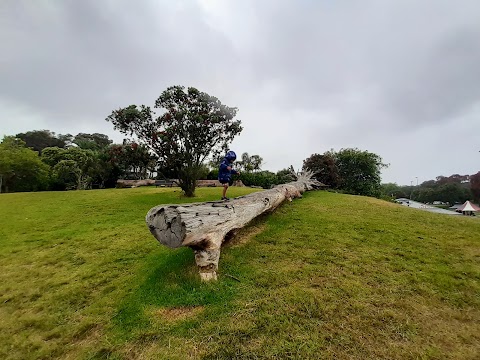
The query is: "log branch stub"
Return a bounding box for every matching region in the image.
[146,171,324,280]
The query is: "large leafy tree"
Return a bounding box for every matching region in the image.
[333,148,388,197]
[0,136,49,193]
[304,148,387,197]
[89,148,123,188]
[52,160,82,190]
[106,85,242,196]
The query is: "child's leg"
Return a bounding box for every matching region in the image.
[222,184,228,198]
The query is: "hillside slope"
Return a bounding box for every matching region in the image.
[0,188,479,359]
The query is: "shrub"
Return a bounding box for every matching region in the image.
[206,169,219,180]
[240,171,278,189]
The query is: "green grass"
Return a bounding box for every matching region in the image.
[1,187,479,359]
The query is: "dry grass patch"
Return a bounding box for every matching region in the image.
[147,306,205,323]
[223,222,268,248]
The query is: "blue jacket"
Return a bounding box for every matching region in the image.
[218,157,238,182]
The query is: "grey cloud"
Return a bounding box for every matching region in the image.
[228,0,480,130]
[1,0,238,121]
[383,27,480,126]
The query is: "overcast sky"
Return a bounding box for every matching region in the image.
[1,0,479,185]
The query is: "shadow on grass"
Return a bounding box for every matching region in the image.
[112,247,239,339]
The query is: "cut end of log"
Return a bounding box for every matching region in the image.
[146,205,186,248]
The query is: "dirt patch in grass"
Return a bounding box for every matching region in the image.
[224,223,267,248]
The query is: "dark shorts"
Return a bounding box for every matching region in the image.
[219,179,233,186]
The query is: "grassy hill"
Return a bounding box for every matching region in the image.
[0,187,479,359]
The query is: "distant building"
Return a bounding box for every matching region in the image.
[455,201,480,216]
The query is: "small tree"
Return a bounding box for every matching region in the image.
[303,153,341,188]
[53,160,82,190]
[106,86,242,196]
[41,147,96,190]
[250,155,263,172]
[238,152,263,173]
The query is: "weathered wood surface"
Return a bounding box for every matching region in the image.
[146,172,324,281]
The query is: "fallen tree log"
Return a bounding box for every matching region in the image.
[145,171,324,281]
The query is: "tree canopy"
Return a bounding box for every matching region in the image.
[41,147,96,190]
[15,130,70,153]
[0,130,158,192]
[303,148,388,197]
[73,133,113,151]
[1,126,478,202]
[470,172,480,203]
[303,153,341,188]
[237,152,263,172]
[106,85,242,196]
[333,148,388,197]
[108,141,155,180]
[0,136,49,193]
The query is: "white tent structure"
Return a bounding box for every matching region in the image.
[456,201,480,216]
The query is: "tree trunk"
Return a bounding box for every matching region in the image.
[146,171,324,281]
[178,165,205,197]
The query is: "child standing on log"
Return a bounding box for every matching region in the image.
[218,150,240,200]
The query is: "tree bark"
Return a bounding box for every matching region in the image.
[146,171,324,280]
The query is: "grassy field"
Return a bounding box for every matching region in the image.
[0,187,479,359]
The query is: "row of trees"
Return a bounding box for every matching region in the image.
[1,130,389,197]
[302,149,480,202]
[380,172,480,204]
[0,130,155,193]
[0,86,245,195]
[3,86,393,197]
[6,85,450,200]
[0,129,274,193]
